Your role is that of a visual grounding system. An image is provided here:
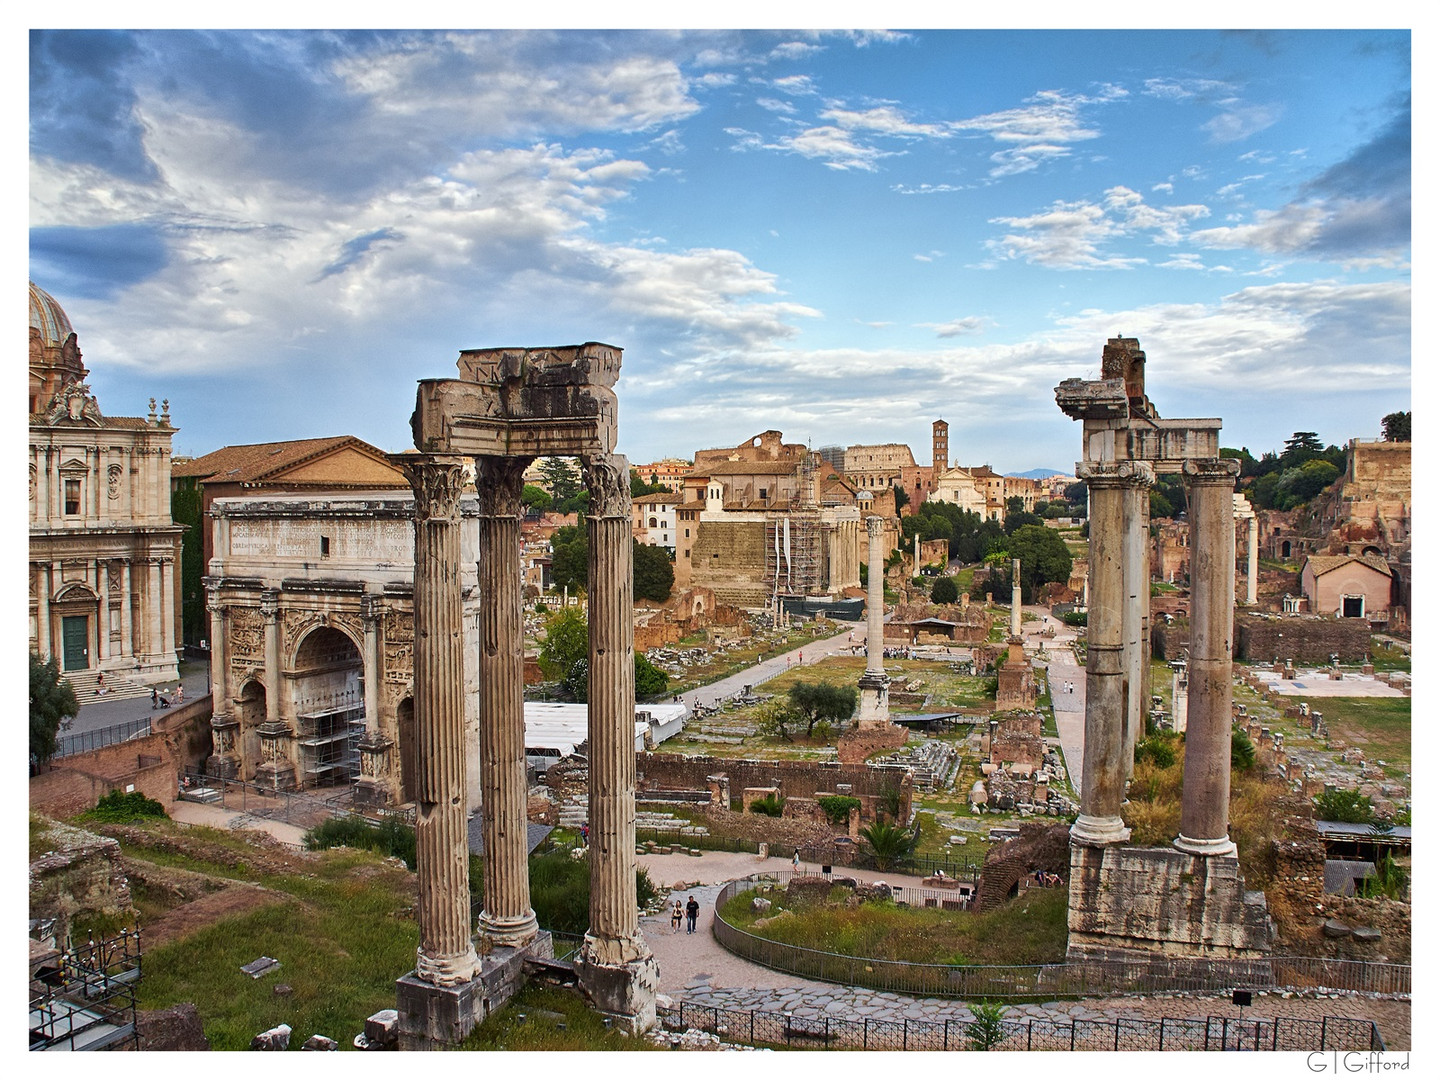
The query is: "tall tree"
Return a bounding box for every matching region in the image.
[30,653,77,767]
[1005,524,1074,602]
[1382,411,1411,442]
[537,457,582,504]
[632,541,675,603]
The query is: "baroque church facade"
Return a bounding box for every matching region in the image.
[29,283,182,683]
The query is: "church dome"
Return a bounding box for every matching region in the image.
[30,282,74,348]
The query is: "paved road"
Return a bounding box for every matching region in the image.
[683,621,864,712]
[1034,611,1086,794]
[64,659,211,737]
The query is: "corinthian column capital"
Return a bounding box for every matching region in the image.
[584,454,630,519]
[865,514,884,539]
[1182,457,1241,486]
[1077,459,1154,488]
[475,455,529,517]
[403,455,467,522]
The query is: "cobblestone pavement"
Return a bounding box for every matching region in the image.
[637,853,1410,1050]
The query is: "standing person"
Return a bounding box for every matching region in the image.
[792,849,801,873]
[671,899,683,933]
[685,895,699,934]
[151,687,159,710]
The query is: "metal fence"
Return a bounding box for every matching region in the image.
[712,875,1411,1000]
[657,999,1384,1052]
[54,718,152,759]
[181,771,354,833]
[30,928,142,1051]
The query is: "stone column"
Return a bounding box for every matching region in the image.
[255,588,296,790]
[37,563,52,660]
[206,599,241,778]
[913,532,920,575]
[148,560,164,665]
[1175,458,1240,857]
[1010,557,1022,639]
[865,515,886,677]
[474,455,539,948]
[1246,514,1259,606]
[261,589,281,726]
[578,453,658,1033]
[96,560,110,664]
[161,556,175,657]
[1069,461,1146,847]
[355,593,396,807]
[119,560,132,659]
[404,456,481,986]
[1121,468,1153,774]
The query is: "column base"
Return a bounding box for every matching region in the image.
[205,753,241,780]
[1173,832,1237,858]
[577,935,659,1034]
[1069,814,1131,846]
[254,761,298,792]
[854,679,892,730]
[396,938,546,1049]
[477,909,540,949]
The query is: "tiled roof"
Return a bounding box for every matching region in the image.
[634,491,679,505]
[699,460,800,476]
[171,436,399,484]
[1305,554,1393,578]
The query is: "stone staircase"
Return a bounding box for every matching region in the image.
[64,668,154,707]
[557,794,709,836]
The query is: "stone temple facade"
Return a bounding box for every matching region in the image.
[28,283,182,684]
[203,489,482,809]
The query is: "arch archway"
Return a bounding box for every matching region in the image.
[235,679,267,777]
[292,626,364,789]
[396,696,417,803]
[1281,540,1292,558]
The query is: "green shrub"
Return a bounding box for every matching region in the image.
[749,794,785,817]
[84,789,168,824]
[967,1001,1008,1050]
[1062,610,1087,627]
[1231,728,1257,771]
[817,795,861,825]
[1136,735,1177,769]
[1312,787,1375,824]
[304,815,417,868]
[859,820,917,870]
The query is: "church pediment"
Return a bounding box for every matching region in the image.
[59,457,89,473]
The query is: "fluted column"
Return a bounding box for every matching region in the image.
[404,455,480,986]
[1175,458,1240,857]
[206,599,241,778]
[96,561,110,664]
[1120,468,1153,776]
[1070,461,1145,847]
[578,453,658,1031]
[474,455,539,947]
[261,589,281,726]
[148,560,164,666]
[1246,515,1259,606]
[119,560,132,659]
[37,563,52,660]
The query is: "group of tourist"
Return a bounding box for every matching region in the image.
[150,684,185,709]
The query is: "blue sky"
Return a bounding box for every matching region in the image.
[29,27,1411,473]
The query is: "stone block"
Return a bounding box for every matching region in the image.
[251,1023,291,1051]
[302,1034,338,1051]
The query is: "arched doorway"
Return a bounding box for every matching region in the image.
[235,679,266,778]
[1281,540,1292,558]
[396,697,416,804]
[292,626,364,790]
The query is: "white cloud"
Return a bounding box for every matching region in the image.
[949,89,1106,177]
[1142,77,1232,101]
[893,182,968,195]
[770,41,823,60]
[821,104,949,139]
[1203,99,1283,143]
[756,97,797,114]
[919,316,986,337]
[1152,182,1174,194]
[767,125,894,171]
[772,74,818,96]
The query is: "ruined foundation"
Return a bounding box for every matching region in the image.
[1066,844,1273,976]
[395,936,553,1050]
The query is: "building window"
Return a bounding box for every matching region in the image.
[685,528,690,538]
[684,549,690,558]
[662,533,668,542]
[64,478,80,515]
[320,535,331,557]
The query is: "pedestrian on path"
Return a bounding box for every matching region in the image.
[671,900,683,933]
[685,895,700,934]
[792,850,800,873]
[151,687,159,709]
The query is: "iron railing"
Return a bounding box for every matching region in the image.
[712,875,1411,1000]
[657,999,1384,1052]
[181,771,355,833]
[54,718,152,759]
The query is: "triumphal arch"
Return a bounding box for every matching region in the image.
[395,343,657,1046]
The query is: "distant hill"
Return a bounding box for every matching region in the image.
[1005,468,1071,480]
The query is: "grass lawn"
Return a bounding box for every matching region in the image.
[720,883,1068,966]
[459,983,661,1050]
[1312,697,1411,771]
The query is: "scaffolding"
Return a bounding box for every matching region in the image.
[30,926,141,1051]
[767,453,824,600]
[296,701,365,788]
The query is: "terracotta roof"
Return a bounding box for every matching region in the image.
[1304,554,1393,578]
[172,436,401,484]
[700,460,800,476]
[634,491,679,505]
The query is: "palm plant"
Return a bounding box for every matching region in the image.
[859,820,917,871]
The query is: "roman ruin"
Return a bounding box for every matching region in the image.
[396,343,656,1046]
[853,515,892,730]
[1057,338,1272,973]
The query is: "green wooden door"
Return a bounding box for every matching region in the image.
[62,615,89,671]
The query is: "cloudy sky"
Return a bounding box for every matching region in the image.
[29,27,1411,474]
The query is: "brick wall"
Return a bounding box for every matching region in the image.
[637,752,911,819]
[1235,614,1371,663]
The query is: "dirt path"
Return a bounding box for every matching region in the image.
[139,882,283,951]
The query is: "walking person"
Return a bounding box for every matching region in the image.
[671,899,683,933]
[685,895,699,934]
[792,849,801,874]
[151,687,159,709]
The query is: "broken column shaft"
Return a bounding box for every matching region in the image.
[1174,457,1241,857]
[1010,557,1022,639]
[1121,472,1152,773]
[405,455,481,986]
[475,455,539,947]
[865,515,886,676]
[578,453,658,1031]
